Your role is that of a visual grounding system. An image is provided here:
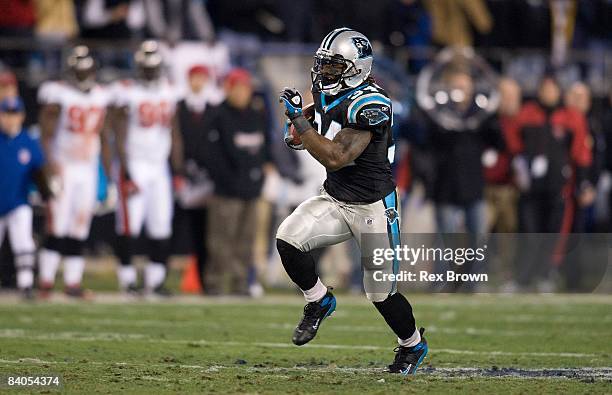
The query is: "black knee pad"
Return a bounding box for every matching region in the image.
[276,238,295,256]
[44,236,64,252]
[63,238,84,256]
[276,238,318,290]
[115,235,133,266]
[148,238,170,265]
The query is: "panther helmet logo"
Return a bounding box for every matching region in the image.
[352,37,372,59]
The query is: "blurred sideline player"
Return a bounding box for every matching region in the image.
[0,97,51,299]
[37,46,113,298]
[112,41,184,296]
[277,28,427,375]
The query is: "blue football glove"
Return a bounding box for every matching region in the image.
[279,87,303,120]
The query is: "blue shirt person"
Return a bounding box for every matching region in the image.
[0,96,51,298]
[0,97,49,216]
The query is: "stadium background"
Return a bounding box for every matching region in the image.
[0,1,611,393]
[0,0,611,294]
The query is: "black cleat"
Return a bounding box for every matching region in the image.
[22,287,35,301]
[292,291,336,346]
[152,285,172,297]
[387,327,428,375]
[124,283,143,297]
[64,286,94,300]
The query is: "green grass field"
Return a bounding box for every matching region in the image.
[0,294,610,394]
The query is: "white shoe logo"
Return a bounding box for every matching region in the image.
[292,97,300,105]
[313,319,321,330]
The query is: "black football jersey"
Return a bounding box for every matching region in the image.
[311,82,395,203]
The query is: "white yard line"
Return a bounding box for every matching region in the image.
[0,292,610,306]
[0,358,610,380]
[0,329,601,359]
[12,315,611,337]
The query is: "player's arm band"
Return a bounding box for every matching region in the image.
[291,115,312,135]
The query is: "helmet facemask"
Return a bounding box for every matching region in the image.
[67,46,96,92]
[135,41,163,84]
[311,51,360,96]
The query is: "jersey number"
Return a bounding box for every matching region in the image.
[68,106,104,134]
[138,101,171,128]
[313,111,342,140]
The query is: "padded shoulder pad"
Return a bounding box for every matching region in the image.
[359,106,390,126]
[346,90,392,130]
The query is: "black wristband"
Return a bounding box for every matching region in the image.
[291,115,312,135]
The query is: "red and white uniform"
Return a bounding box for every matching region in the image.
[38,81,110,240]
[113,78,178,239]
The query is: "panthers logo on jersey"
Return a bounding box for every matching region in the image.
[311,81,396,203]
[360,107,390,126]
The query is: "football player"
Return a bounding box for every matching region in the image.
[112,40,183,296]
[38,46,113,298]
[277,28,428,375]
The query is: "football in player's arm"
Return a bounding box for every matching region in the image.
[280,88,372,171]
[276,28,428,376]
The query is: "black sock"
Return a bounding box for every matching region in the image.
[373,293,417,340]
[276,239,317,290]
[63,237,84,256]
[148,238,170,266]
[44,236,64,252]
[115,235,133,266]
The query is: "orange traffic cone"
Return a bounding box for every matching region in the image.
[181,256,202,293]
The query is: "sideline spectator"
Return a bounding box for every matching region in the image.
[0,70,20,284]
[507,74,592,291]
[34,0,78,41]
[0,71,18,101]
[424,0,492,47]
[163,40,229,99]
[175,65,215,289]
[484,77,520,234]
[425,67,503,234]
[144,0,214,44]
[80,0,132,39]
[204,69,273,295]
[0,0,35,37]
[564,82,600,232]
[483,77,521,291]
[0,97,51,299]
[508,75,592,233]
[604,90,612,231]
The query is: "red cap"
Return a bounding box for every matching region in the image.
[188,64,209,78]
[0,71,17,86]
[225,68,252,89]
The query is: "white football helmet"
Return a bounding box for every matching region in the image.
[66,45,96,91]
[135,40,163,82]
